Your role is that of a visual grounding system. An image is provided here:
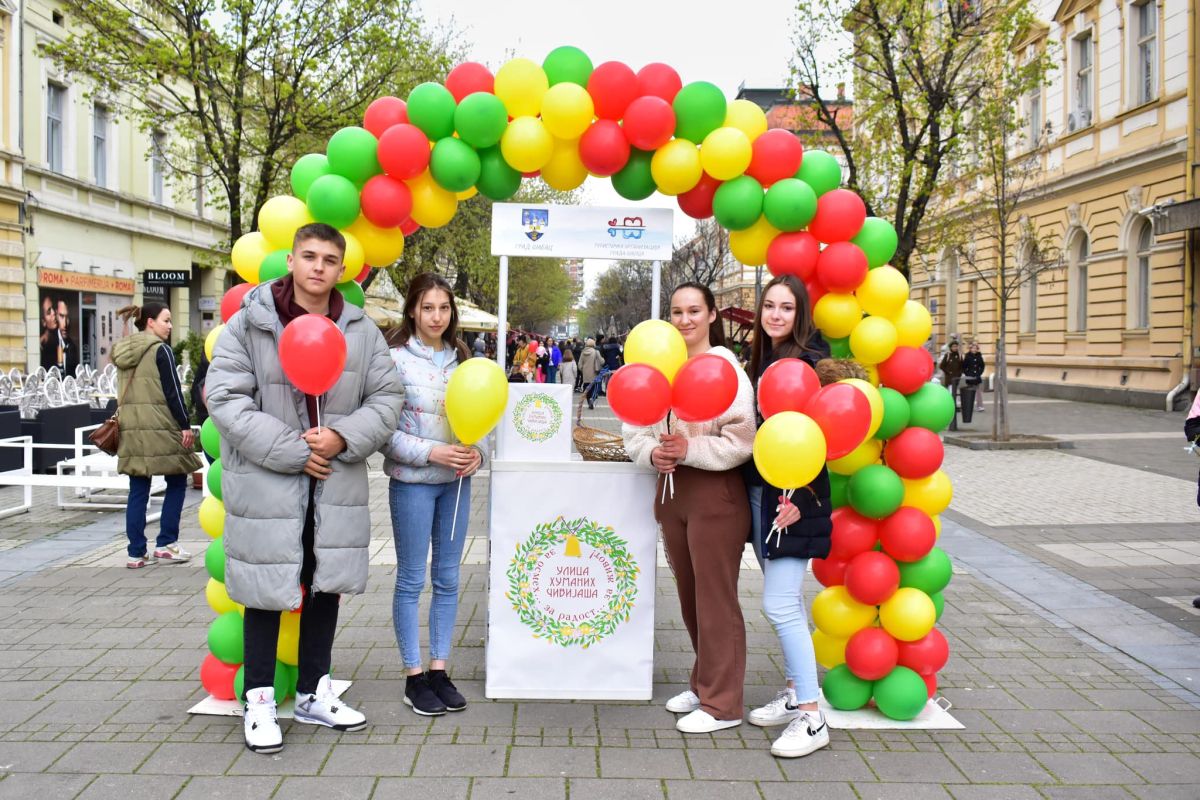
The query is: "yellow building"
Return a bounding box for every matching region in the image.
[0,0,24,371]
[910,0,1198,407]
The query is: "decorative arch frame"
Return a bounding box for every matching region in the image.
[1063,223,1090,333]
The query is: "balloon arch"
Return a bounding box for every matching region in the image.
[197,46,956,721]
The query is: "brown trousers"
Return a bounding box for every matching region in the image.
[655,465,751,720]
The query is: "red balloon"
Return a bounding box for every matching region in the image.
[220,283,254,324]
[200,653,238,700]
[766,231,821,280]
[829,507,879,560]
[885,427,944,479]
[360,174,414,229]
[922,672,938,698]
[804,383,871,459]
[844,550,901,606]
[671,353,738,423]
[878,347,935,395]
[636,63,683,102]
[622,96,676,150]
[607,364,672,426]
[808,188,867,243]
[805,279,827,308]
[878,507,936,562]
[399,218,421,236]
[588,61,639,120]
[677,173,721,219]
[446,62,495,101]
[845,628,900,681]
[897,629,949,676]
[758,358,821,419]
[812,556,848,587]
[279,315,347,396]
[354,264,371,283]
[363,96,408,138]
[746,129,804,187]
[816,242,869,293]
[579,120,631,176]
[377,124,430,180]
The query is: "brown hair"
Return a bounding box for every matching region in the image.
[292,222,346,256]
[117,303,169,332]
[389,272,469,360]
[670,281,726,348]
[749,274,821,382]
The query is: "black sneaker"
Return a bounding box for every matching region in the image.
[404,673,447,716]
[428,670,466,712]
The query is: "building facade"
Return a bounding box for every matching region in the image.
[0,0,24,370]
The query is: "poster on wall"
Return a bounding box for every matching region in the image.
[496,383,572,462]
[95,293,131,369]
[37,289,81,375]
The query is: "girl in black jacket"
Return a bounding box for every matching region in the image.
[962,342,985,412]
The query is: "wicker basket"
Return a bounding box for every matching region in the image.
[572,425,631,462]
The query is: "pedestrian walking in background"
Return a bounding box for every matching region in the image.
[559,347,577,392]
[472,333,486,358]
[579,337,605,409]
[510,336,528,377]
[963,341,986,412]
[536,338,549,383]
[601,335,622,372]
[939,340,963,392]
[547,337,562,384]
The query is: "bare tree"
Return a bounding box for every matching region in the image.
[662,218,733,313]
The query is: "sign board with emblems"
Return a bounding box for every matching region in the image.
[496,383,572,462]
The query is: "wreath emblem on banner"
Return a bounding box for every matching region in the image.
[505,516,639,648]
[512,392,563,443]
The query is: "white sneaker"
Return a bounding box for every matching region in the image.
[749,688,801,727]
[676,708,742,734]
[770,710,830,758]
[243,686,283,754]
[293,674,366,732]
[153,544,191,562]
[665,689,701,714]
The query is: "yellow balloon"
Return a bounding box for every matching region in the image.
[345,215,405,267]
[205,577,241,616]
[500,116,554,173]
[650,138,702,195]
[752,411,827,489]
[902,470,953,516]
[277,610,300,665]
[890,300,933,348]
[879,587,936,641]
[231,232,270,284]
[729,216,779,267]
[812,629,848,670]
[623,319,687,383]
[812,585,878,638]
[931,514,942,539]
[700,126,753,181]
[856,266,910,318]
[445,357,509,445]
[456,186,478,201]
[724,99,769,141]
[849,315,898,365]
[813,293,862,338]
[840,378,883,438]
[199,495,225,539]
[540,82,595,140]
[337,231,365,282]
[494,58,549,118]
[204,323,225,361]
[540,137,589,191]
[864,364,880,386]
[827,436,882,476]
[406,171,458,228]
[258,195,314,251]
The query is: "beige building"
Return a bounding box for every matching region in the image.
[910,0,1199,407]
[0,1,23,370]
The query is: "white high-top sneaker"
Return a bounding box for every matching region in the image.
[294,674,367,732]
[243,686,283,754]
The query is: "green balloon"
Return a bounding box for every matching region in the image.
[873,666,928,721]
[906,383,955,432]
[430,137,482,192]
[200,417,221,460]
[762,178,818,232]
[824,335,851,358]
[337,280,365,308]
[259,249,290,282]
[611,149,657,201]
[874,387,911,440]
[829,471,849,508]
[235,659,291,702]
[454,92,509,149]
[823,664,873,710]
[476,146,521,200]
[898,547,952,595]
[672,81,727,144]
[207,611,244,665]
[326,127,381,185]
[712,175,764,231]
[291,154,331,201]
[204,536,225,583]
[407,82,457,140]
[930,590,945,621]
[287,663,300,697]
[795,150,842,196]
[206,459,223,501]
[305,174,361,229]
[847,464,904,519]
[543,45,594,86]
[853,217,899,269]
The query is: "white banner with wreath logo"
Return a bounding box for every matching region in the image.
[486,461,658,699]
[496,383,572,462]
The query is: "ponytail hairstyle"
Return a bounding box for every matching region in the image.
[117,302,169,332]
[670,281,726,348]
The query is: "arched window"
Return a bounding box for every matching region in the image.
[1131,220,1152,328]
[1068,230,1090,332]
[1020,243,1038,333]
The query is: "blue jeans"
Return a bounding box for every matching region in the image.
[546,365,558,384]
[389,478,470,669]
[749,485,820,703]
[125,473,187,558]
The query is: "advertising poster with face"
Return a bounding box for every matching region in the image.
[38,289,81,375]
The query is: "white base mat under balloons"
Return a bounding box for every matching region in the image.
[819,693,963,730]
[187,679,352,718]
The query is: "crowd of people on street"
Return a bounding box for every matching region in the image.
[505,331,627,410]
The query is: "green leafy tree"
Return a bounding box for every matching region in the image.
[508,257,574,332]
[581,260,654,336]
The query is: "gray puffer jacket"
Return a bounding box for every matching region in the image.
[205,284,404,611]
